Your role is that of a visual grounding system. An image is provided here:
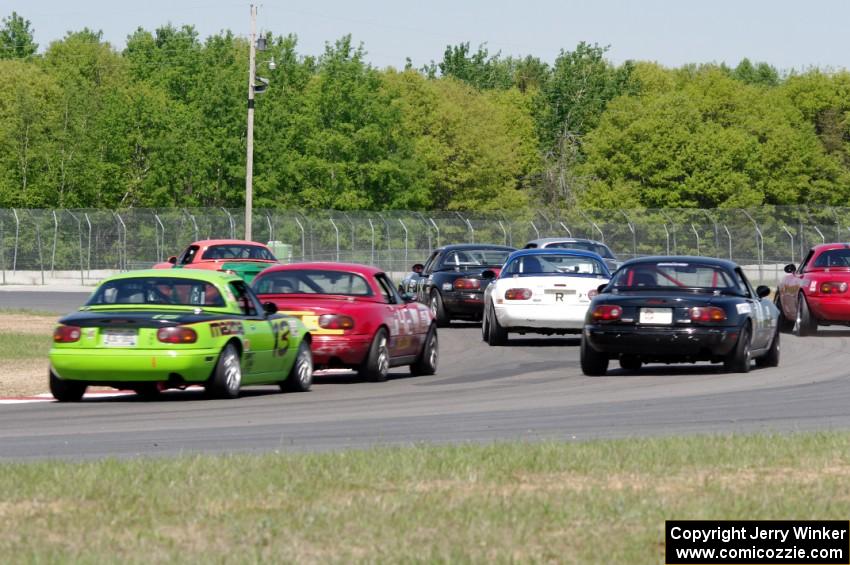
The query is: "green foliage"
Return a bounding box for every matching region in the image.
[0,12,37,59]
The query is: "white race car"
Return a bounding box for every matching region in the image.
[482,249,612,345]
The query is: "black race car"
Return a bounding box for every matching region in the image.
[406,244,515,326]
[581,256,780,375]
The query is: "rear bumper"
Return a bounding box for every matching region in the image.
[495,303,589,329]
[442,291,485,317]
[49,347,220,382]
[311,334,372,368]
[584,324,739,359]
[807,295,850,322]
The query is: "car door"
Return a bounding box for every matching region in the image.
[229,280,275,378]
[783,249,813,314]
[735,268,770,349]
[416,251,441,302]
[375,273,418,358]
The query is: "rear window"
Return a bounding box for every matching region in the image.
[610,262,741,293]
[544,241,614,259]
[201,244,276,261]
[440,249,511,269]
[254,270,372,296]
[503,254,608,276]
[812,249,850,268]
[87,277,226,307]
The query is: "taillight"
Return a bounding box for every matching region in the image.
[689,306,727,322]
[505,288,532,300]
[454,278,481,290]
[319,314,355,330]
[157,326,198,344]
[53,325,81,343]
[591,305,622,321]
[820,281,848,294]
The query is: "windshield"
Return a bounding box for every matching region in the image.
[610,262,743,293]
[201,244,276,261]
[438,249,511,269]
[254,270,373,296]
[503,254,608,277]
[545,241,614,259]
[87,277,226,307]
[812,249,850,269]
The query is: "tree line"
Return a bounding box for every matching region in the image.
[1,11,848,211]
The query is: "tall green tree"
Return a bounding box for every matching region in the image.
[0,12,37,59]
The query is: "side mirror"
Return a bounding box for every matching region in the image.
[263,301,278,315]
[401,292,416,303]
[167,256,177,265]
[784,264,796,274]
[597,283,608,295]
[481,269,497,280]
[756,285,771,298]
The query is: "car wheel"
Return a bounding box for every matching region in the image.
[618,355,642,372]
[774,292,793,333]
[481,307,490,341]
[756,327,780,368]
[486,305,508,346]
[133,383,162,400]
[281,341,313,392]
[430,290,450,327]
[410,325,438,376]
[208,343,242,398]
[724,325,752,373]
[793,293,817,336]
[580,335,609,376]
[360,328,390,382]
[49,368,86,402]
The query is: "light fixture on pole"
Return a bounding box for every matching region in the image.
[245,4,257,241]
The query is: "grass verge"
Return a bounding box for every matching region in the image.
[2,432,849,563]
[0,313,54,396]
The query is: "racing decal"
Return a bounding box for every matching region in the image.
[271,320,291,357]
[809,280,817,293]
[152,314,180,320]
[210,320,244,337]
[244,351,255,371]
[736,303,752,315]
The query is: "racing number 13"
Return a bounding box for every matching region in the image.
[271,320,291,357]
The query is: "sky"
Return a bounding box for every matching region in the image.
[6,0,850,72]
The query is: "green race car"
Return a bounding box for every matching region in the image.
[49,269,313,401]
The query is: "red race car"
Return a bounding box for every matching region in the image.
[777,243,850,335]
[154,239,278,282]
[252,262,438,381]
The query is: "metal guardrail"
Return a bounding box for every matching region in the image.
[0,206,846,284]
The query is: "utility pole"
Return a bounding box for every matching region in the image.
[245,4,257,241]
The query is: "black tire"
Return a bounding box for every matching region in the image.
[49,368,86,402]
[207,342,242,398]
[410,325,438,376]
[481,306,490,341]
[793,293,817,336]
[756,327,780,368]
[360,328,390,382]
[281,341,313,392]
[724,325,752,373]
[618,355,642,371]
[133,383,162,400]
[430,290,450,327]
[486,305,508,346]
[775,292,793,333]
[580,335,609,376]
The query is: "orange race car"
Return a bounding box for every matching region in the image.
[154,239,278,282]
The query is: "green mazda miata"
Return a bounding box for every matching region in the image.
[49,269,313,401]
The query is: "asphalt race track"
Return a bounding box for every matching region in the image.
[2,291,850,461]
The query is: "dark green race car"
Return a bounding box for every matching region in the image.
[49,269,313,401]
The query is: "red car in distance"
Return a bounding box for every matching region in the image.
[154,239,278,282]
[776,243,850,335]
[252,263,438,381]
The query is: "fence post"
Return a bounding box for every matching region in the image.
[11,208,19,274]
[51,210,58,276]
[578,210,604,243]
[663,223,670,255]
[619,210,636,259]
[741,211,763,282]
[559,221,572,237]
[368,218,375,265]
[66,211,85,285]
[428,217,440,249]
[220,207,235,240]
[154,213,166,262]
[1,216,5,284]
[114,212,127,271]
[781,225,794,264]
[342,212,355,260]
[530,220,540,239]
[36,220,45,285]
[329,217,340,261]
[659,211,677,253]
[691,223,700,256]
[398,218,409,270]
[455,212,474,243]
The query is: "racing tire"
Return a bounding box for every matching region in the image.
[481,307,489,341]
[580,335,609,376]
[360,328,390,382]
[774,292,793,333]
[486,305,508,346]
[724,325,752,373]
[208,343,242,399]
[618,355,642,372]
[430,290,450,327]
[133,383,162,400]
[281,341,313,393]
[793,293,817,337]
[756,327,780,368]
[49,368,86,402]
[410,325,438,376]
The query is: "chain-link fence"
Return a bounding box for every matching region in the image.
[1,207,846,285]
